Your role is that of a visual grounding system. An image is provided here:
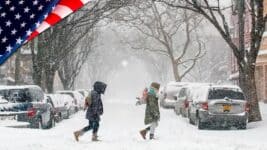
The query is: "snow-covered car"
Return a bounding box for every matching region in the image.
[45,94,76,122]
[188,84,249,129]
[0,85,55,129]
[160,82,189,108]
[174,87,191,117]
[174,83,208,117]
[56,91,84,111]
[76,89,90,97]
[0,96,8,104]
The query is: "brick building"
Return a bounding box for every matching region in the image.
[229,0,267,102]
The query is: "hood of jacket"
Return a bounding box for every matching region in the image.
[93,81,107,94]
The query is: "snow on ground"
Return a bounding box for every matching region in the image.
[0,100,267,150]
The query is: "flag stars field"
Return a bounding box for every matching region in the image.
[0,0,91,63]
[5,0,11,5]
[6,45,12,52]
[15,13,21,20]
[2,37,7,43]
[11,29,17,35]
[16,38,23,45]
[19,0,25,5]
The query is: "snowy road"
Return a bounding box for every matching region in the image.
[0,100,267,150]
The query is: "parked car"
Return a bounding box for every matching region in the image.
[76,89,90,97]
[0,85,55,129]
[56,91,84,111]
[0,96,8,104]
[174,83,208,117]
[160,82,189,108]
[174,87,191,117]
[45,94,76,122]
[188,84,249,129]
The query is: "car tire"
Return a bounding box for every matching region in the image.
[174,107,180,115]
[38,118,43,129]
[197,118,206,130]
[63,109,70,119]
[66,110,70,119]
[188,113,195,125]
[47,114,56,129]
[58,113,62,122]
[75,106,79,113]
[160,102,164,108]
[237,122,247,130]
[181,108,186,118]
[30,117,44,129]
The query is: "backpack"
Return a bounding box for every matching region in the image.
[84,91,92,107]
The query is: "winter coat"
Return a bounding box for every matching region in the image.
[144,88,160,125]
[86,81,107,121]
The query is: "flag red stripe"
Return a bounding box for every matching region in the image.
[45,13,62,26]
[58,0,83,11]
[27,0,90,41]
[27,31,39,41]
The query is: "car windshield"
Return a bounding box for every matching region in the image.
[9,89,31,102]
[0,89,10,100]
[7,88,44,103]
[208,89,245,100]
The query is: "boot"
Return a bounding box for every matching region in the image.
[149,134,154,140]
[73,130,83,142]
[92,133,100,142]
[139,129,147,140]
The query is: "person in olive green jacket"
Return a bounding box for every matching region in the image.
[139,82,160,140]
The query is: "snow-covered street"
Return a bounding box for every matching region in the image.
[0,100,266,150]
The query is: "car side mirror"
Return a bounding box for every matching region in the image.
[173,96,178,101]
[64,102,68,106]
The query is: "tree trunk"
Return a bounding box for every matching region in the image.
[239,63,262,122]
[58,69,72,90]
[15,50,21,84]
[62,79,72,90]
[45,67,56,93]
[31,38,43,87]
[171,60,181,82]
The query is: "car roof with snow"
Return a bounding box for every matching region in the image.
[187,84,244,102]
[166,81,190,86]
[206,84,242,91]
[0,85,42,90]
[57,90,78,93]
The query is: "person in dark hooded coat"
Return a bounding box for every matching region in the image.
[74,81,107,142]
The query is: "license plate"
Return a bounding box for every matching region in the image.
[223,104,232,112]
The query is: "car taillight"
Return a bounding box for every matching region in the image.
[184,100,189,108]
[27,108,36,118]
[245,102,250,112]
[201,102,208,110]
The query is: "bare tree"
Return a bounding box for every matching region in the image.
[132,50,171,83]
[154,0,266,122]
[188,36,230,83]
[114,1,205,81]
[58,30,98,90]
[30,0,134,92]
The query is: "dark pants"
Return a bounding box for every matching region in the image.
[82,120,99,134]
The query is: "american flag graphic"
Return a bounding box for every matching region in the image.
[0,0,90,64]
